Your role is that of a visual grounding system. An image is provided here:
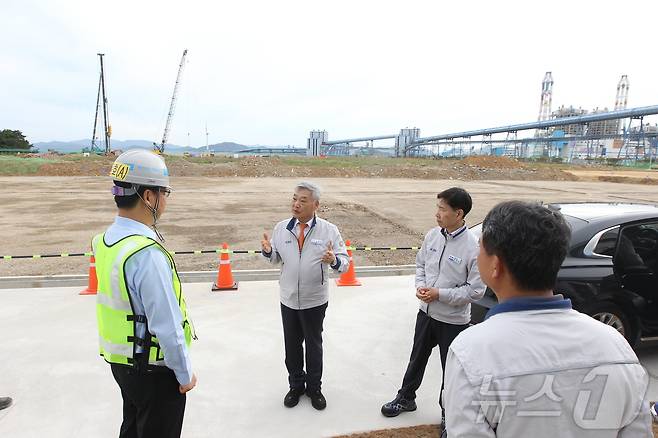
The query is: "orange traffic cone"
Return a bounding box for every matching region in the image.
[212,243,238,291]
[80,255,98,295]
[336,240,361,286]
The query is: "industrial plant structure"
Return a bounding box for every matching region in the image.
[308,72,657,163]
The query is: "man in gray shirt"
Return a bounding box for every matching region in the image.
[444,201,651,437]
[381,187,485,429]
[262,181,349,411]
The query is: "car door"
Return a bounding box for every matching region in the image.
[614,221,658,335]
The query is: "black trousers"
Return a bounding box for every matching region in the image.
[398,310,469,415]
[280,302,328,391]
[111,364,186,438]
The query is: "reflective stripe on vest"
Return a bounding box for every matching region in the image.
[94,233,193,368]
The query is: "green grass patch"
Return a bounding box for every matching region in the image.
[277,156,439,168]
[0,155,62,175]
[59,153,110,163]
[173,155,236,165]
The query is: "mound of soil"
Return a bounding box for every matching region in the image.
[10,154,580,182]
[461,155,524,169]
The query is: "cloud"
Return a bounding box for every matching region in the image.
[2,0,657,146]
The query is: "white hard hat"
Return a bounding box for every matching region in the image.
[109,149,171,191]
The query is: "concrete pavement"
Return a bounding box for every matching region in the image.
[1,276,657,437]
[0,276,444,438]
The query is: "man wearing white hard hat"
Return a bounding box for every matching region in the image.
[93,149,196,438]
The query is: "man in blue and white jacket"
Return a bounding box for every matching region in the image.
[382,187,485,426]
[444,201,651,437]
[262,181,349,411]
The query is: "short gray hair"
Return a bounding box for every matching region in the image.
[295,181,321,200]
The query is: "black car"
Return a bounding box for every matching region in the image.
[471,202,658,347]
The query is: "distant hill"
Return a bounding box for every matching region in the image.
[33,139,271,154]
[31,139,394,157]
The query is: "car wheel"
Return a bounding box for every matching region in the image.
[587,303,632,341]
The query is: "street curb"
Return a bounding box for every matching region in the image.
[0,265,415,290]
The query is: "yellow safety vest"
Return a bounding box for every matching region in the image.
[93,233,193,368]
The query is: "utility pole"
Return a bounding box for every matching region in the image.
[98,53,111,154]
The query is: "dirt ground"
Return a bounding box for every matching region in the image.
[333,423,658,437]
[1,171,658,277]
[1,154,657,276]
[568,169,658,185]
[334,424,441,438]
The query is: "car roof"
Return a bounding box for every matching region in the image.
[548,202,658,223]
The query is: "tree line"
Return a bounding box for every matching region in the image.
[0,130,31,150]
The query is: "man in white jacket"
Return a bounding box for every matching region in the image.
[262,181,349,411]
[382,187,485,427]
[443,201,652,437]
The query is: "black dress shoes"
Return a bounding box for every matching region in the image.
[0,397,13,411]
[306,388,326,410]
[284,387,305,408]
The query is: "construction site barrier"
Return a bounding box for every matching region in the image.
[0,265,418,290]
[1,246,420,260]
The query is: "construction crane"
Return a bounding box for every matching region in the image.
[99,53,112,154]
[155,49,188,154]
[88,71,103,153]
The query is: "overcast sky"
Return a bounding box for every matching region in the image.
[2,0,658,147]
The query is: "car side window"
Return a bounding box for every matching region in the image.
[616,222,658,272]
[593,228,619,257]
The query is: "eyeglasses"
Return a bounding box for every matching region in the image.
[160,188,171,198]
